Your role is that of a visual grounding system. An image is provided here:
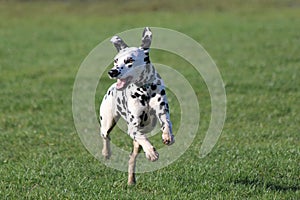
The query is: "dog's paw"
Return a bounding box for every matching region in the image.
[145,147,159,162]
[162,132,175,145]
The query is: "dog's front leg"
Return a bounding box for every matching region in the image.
[158,113,174,145]
[99,88,119,159]
[149,88,175,145]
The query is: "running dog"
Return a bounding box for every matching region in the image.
[99,27,174,185]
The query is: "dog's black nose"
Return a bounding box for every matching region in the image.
[108,69,120,78]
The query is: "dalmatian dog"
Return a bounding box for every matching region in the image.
[99,27,174,185]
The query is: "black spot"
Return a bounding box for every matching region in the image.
[117,105,122,112]
[130,115,134,122]
[117,97,121,104]
[151,84,157,90]
[160,102,165,106]
[158,112,163,119]
[100,116,103,120]
[134,92,140,97]
[151,93,156,97]
[121,111,126,116]
[166,103,169,112]
[128,64,132,68]
[108,90,111,95]
[131,94,136,98]
[160,89,166,96]
[117,110,126,117]
[142,95,150,105]
[139,111,146,121]
[141,94,147,101]
[158,97,161,102]
[121,98,126,106]
[140,100,146,106]
[144,113,148,121]
[144,56,150,64]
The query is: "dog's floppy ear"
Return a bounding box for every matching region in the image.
[140,27,152,49]
[110,36,128,52]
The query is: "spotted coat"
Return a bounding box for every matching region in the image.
[99,27,174,168]
[100,64,172,140]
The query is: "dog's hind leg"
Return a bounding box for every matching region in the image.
[127,115,159,161]
[128,140,141,185]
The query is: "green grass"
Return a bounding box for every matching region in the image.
[1,1,299,199]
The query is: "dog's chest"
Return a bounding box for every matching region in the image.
[115,84,153,117]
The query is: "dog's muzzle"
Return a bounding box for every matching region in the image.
[108,69,120,78]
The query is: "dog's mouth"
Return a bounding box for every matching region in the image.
[116,76,133,90]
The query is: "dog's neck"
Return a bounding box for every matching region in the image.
[135,63,159,87]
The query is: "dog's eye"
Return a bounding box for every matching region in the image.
[129,58,134,63]
[124,57,135,64]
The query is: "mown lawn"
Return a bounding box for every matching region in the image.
[0,1,299,199]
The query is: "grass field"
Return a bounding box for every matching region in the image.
[0,0,299,199]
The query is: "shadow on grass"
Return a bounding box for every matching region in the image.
[234,178,300,192]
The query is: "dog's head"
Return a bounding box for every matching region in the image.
[108,27,152,90]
